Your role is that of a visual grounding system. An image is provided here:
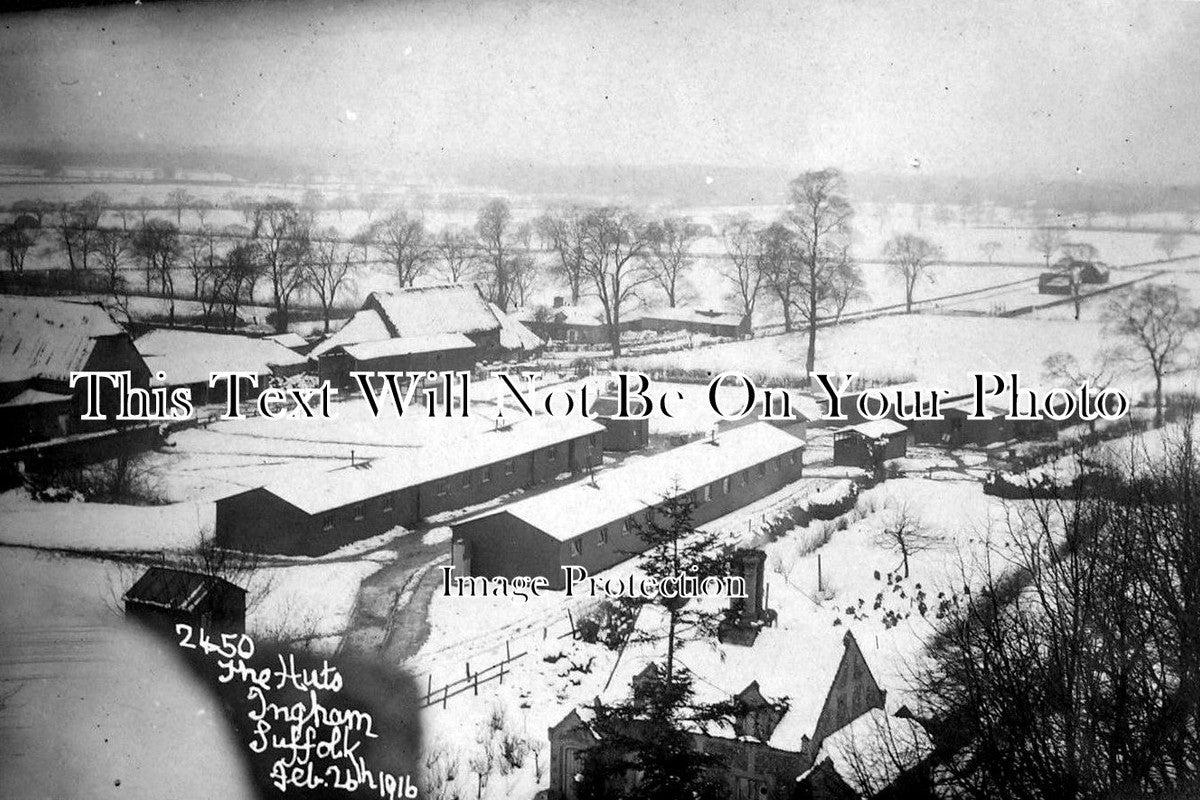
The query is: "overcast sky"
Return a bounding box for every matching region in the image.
[2,0,1199,182]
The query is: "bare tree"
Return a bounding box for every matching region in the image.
[55,195,106,272]
[578,206,654,356]
[432,227,476,283]
[719,215,763,322]
[250,199,310,332]
[192,198,213,227]
[919,431,1200,799]
[135,196,154,227]
[536,207,588,304]
[756,221,801,332]
[874,502,937,578]
[884,233,943,313]
[828,247,868,323]
[1154,230,1185,261]
[218,235,261,329]
[785,168,857,376]
[645,216,697,307]
[0,221,37,273]
[980,240,1002,264]
[1043,349,1124,431]
[165,188,194,225]
[359,191,382,221]
[133,219,182,323]
[1102,283,1198,427]
[475,198,519,310]
[510,253,538,307]
[92,228,132,312]
[306,229,354,332]
[372,208,431,289]
[1029,227,1067,267]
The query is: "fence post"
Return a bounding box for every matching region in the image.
[426,674,432,705]
[473,671,479,696]
[567,608,575,638]
[443,685,448,709]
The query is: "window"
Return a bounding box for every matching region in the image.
[632,426,640,441]
[461,472,472,490]
[570,539,582,557]
[436,479,449,497]
[382,493,394,514]
[322,516,334,532]
[789,452,797,466]
[756,462,766,478]
[722,476,731,494]
[703,484,713,503]
[741,469,749,486]
[548,446,558,462]
[598,527,609,546]
[505,458,516,476]
[481,466,492,484]
[353,503,365,521]
[589,434,599,448]
[622,519,632,536]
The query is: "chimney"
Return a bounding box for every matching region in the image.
[350,449,356,467]
[709,425,719,445]
[553,296,565,308]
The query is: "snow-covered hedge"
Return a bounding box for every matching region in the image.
[807,480,859,520]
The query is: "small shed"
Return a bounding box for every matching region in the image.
[589,394,649,451]
[123,566,247,634]
[939,398,1012,447]
[833,420,909,470]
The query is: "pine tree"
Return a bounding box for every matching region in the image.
[579,487,738,800]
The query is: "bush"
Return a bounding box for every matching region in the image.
[807,480,859,520]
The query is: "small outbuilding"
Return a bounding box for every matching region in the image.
[123,566,247,635]
[589,395,649,451]
[833,420,909,470]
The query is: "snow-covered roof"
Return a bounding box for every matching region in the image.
[475,423,805,541]
[597,605,854,753]
[264,332,309,350]
[514,304,607,327]
[0,297,127,385]
[371,285,499,338]
[799,708,933,795]
[637,307,746,326]
[941,396,1008,418]
[245,414,606,516]
[310,286,538,358]
[308,309,393,358]
[0,388,73,407]
[136,329,308,386]
[341,333,476,361]
[490,303,544,350]
[124,566,242,611]
[835,419,908,439]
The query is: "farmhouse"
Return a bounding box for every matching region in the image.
[451,423,805,588]
[549,602,921,800]
[135,328,309,406]
[124,566,247,635]
[633,306,751,339]
[310,284,542,384]
[215,414,605,555]
[0,296,150,447]
[833,420,909,470]
[514,301,613,345]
